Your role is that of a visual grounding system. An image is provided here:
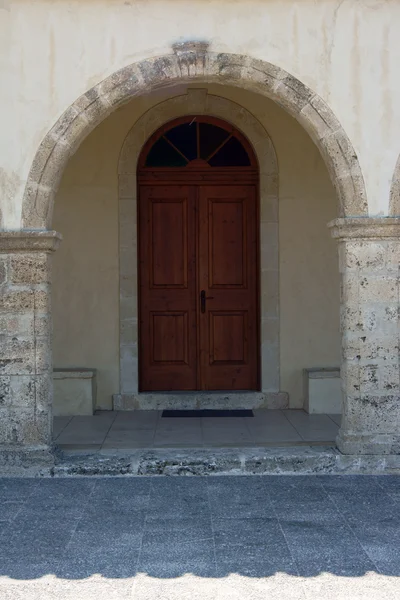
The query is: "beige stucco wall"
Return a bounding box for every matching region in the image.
[52,84,340,409]
[1,0,400,227]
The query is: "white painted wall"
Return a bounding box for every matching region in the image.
[1,0,400,227]
[52,85,340,409]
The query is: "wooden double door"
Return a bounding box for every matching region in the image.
[138,183,259,391]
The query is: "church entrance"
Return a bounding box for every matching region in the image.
[138,116,259,392]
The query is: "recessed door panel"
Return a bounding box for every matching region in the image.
[209,200,246,288]
[151,312,189,364]
[139,186,197,391]
[199,185,258,390]
[209,311,248,364]
[150,199,187,288]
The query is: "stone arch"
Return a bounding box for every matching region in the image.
[22,42,367,229]
[115,90,282,407]
[389,154,400,215]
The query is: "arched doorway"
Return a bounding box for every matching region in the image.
[137,116,259,392]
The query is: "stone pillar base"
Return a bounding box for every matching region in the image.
[0,444,55,474]
[337,431,400,455]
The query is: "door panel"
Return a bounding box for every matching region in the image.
[198,186,258,390]
[209,200,246,287]
[139,186,197,391]
[139,184,258,392]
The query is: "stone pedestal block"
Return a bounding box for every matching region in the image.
[303,368,341,414]
[330,218,400,454]
[53,368,97,416]
[0,231,61,468]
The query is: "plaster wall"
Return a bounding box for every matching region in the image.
[52,85,340,409]
[1,0,400,228]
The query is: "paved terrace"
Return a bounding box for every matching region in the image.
[54,410,341,451]
[0,476,399,599]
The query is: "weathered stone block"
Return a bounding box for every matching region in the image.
[53,369,96,416]
[304,368,342,414]
[0,289,34,313]
[0,335,36,376]
[10,254,50,284]
[0,257,7,284]
[39,139,71,191]
[339,241,386,271]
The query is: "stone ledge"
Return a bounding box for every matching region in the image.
[45,446,400,477]
[0,231,62,253]
[113,391,289,411]
[2,445,400,476]
[329,217,400,239]
[53,368,96,380]
[305,367,340,379]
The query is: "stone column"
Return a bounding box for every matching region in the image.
[330,218,400,454]
[0,231,61,468]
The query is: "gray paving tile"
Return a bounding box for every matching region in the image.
[157,417,202,429]
[56,414,116,445]
[318,474,383,489]
[264,475,324,490]
[102,429,155,448]
[328,413,341,426]
[143,516,213,544]
[56,555,140,580]
[0,478,39,502]
[0,501,26,522]
[269,485,340,523]
[147,478,209,520]
[283,410,339,441]
[323,487,398,525]
[345,513,400,575]
[208,476,271,518]
[374,475,400,501]
[138,539,216,578]
[213,516,287,548]
[66,529,143,556]
[202,421,252,444]
[216,545,298,577]
[112,410,159,430]
[91,478,151,509]
[281,521,376,576]
[201,417,248,430]
[31,479,95,514]
[0,559,62,580]
[53,416,72,439]
[245,423,302,443]
[1,514,76,560]
[154,429,203,447]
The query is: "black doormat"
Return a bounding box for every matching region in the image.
[162,409,254,418]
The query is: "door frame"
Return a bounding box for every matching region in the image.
[114,91,287,409]
[137,116,260,393]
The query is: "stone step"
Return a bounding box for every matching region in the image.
[48,446,400,477]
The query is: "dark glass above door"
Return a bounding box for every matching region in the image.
[141,116,255,168]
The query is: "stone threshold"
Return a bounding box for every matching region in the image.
[113,391,289,410]
[33,446,400,477]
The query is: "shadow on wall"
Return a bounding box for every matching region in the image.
[0,476,399,582]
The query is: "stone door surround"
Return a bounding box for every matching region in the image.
[114,90,285,410]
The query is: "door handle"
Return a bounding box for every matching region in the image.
[200,290,214,313]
